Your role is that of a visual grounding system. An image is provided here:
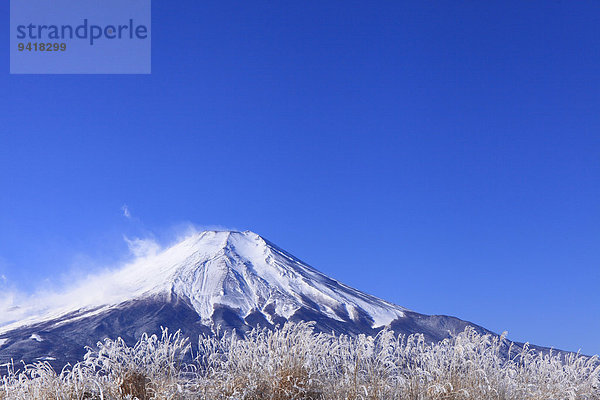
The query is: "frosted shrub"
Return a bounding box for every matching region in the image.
[84,328,192,399]
[1,328,193,399]
[195,322,329,399]
[1,322,598,399]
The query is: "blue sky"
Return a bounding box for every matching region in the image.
[1,1,598,354]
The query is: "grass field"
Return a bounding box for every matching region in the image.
[1,322,598,399]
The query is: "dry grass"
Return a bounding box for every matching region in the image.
[1,322,598,399]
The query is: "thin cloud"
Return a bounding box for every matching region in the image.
[121,204,132,219]
[124,236,160,258]
[0,223,240,331]
[0,235,169,330]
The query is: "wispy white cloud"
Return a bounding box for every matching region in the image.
[121,204,132,219]
[124,236,160,258]
[0,223,241,332]
[0,234,169,330]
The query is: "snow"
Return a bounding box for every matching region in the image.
[167,231,406,327]
[30,333,43,342]
[0,338,8,347]
[0,230,407,334]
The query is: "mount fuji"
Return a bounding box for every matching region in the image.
[0,230,489,370]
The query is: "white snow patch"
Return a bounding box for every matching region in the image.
[30,334,43,342]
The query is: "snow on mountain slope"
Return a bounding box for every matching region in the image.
[2,230,508,371]
[0,231,406,335]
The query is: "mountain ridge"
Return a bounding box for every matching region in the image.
[0,230,502,370]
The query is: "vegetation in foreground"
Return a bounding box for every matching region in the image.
[1,322,598,399]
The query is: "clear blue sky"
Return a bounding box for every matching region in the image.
[1,1,598,354]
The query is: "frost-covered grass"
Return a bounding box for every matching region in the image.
[1,322,598,399]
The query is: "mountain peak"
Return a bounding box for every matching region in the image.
[0,230,406,336]
[167,230,406,326]
[179,230,266,256]
[0,230,493,370]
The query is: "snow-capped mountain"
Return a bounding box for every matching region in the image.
[0,230,485,369]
